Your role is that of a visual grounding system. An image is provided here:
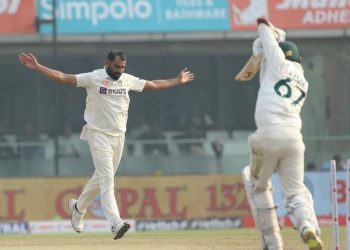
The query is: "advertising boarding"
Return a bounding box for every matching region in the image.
[230,0,350,30]
[37,0,230,34]
[2,0,350,34]
[0,172,341,226]
[0,0,36,33]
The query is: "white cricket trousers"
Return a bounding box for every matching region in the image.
[249,129,306,198]
[77,129,125,228]
[249,128,320,234]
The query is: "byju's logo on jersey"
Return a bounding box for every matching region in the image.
[99,87,126,95]
[99,87,107,94]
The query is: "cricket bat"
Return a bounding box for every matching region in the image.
[235,21,285,82]
[234,55,261,81]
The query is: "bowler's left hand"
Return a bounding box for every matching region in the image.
[178,68,195,84]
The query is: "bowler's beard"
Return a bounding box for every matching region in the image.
[106,67,121,80]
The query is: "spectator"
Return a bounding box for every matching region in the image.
[305,162,317,171]
[17,121,44,159]
[212,140,224,173]
[179,102,213,132]
[320,154,345,171]
[212,140,224,159]
[0,123,16,159]
[140,122,169,156]
[58,125,81,158]
[175,122,205,155]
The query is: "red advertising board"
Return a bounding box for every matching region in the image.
[230,0,350,31]
[0,0,36,33]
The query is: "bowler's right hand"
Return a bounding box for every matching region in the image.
[18,53,39,70]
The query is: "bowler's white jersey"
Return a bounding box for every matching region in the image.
[254,25,308,138]
[76,69,146,137]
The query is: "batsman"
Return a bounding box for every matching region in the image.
[240,18,323,250]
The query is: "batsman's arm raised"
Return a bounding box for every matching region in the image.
[257,21,286,70]
[18,53,77,87]
[235,18,286,82]
[143,68,194,91]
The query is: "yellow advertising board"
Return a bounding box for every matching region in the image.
[0,175,250,221]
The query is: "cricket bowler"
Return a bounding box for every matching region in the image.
[18,50,194,240]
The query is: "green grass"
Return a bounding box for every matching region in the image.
[0,226,343,249]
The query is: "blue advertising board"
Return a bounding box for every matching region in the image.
[38,0,230,34]
[272,171,341,217]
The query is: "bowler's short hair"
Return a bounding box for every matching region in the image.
[107,50,126,61]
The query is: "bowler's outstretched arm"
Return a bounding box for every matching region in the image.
[18,52,77,86]
[143,68,194,91]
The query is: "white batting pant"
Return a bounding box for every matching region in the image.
[76,129,125,228]
[249,130,320,234]
[242,166,283,250]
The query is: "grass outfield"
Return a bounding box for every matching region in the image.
[0,226,344,249]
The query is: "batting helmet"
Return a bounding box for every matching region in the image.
[278,41,301,63]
